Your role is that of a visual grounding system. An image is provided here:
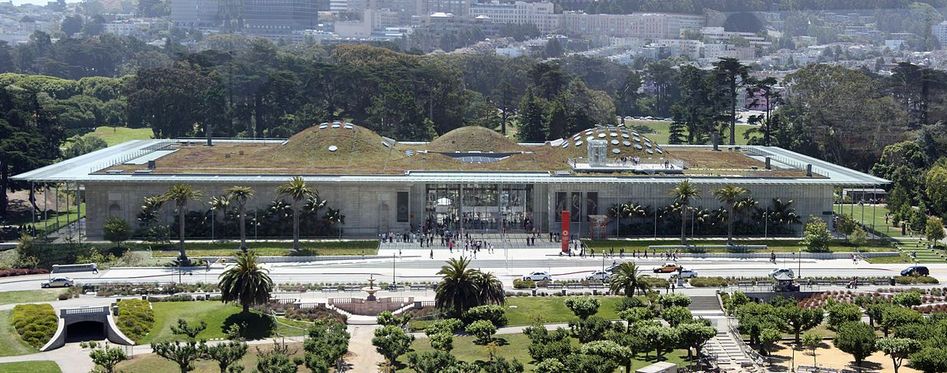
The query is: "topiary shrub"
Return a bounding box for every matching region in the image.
[115,299,154,342]
[462,305,507,327]
[11,303,58,348]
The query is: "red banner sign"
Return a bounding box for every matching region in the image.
[561,210,570,253]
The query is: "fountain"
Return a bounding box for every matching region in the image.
[363,274,380,302]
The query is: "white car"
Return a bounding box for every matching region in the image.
[42,277,74,288]
[677,269,698,279]
[769,268,795,278]
[523,271,552,281]
[586,271,611,282]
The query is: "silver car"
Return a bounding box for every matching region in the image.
[523,271,552,281]
[678,269,698,279]
[586,271,611,282]
[42,277,74,288]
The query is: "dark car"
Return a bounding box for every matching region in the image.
[901,266,930,276]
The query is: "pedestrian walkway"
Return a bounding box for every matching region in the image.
[703,317,763,372]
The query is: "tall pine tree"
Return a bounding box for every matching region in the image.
[516,89,547,142]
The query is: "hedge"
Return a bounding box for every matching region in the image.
[0,268,50,278]
[689,277,730,288]
[895,276,940,285]
[11,304,58,348]
[115,299,154,342]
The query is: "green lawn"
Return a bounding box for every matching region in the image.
[117,342,311,373]
[0,361,61,373]
[7,203,85,233]
[866,254,913,264]
[833,204,905,238]
[0,290,63,306]
[142,301,308,344]
[505,296,623,326]
[136,240,379,258]
[83,126,153,146]
[0,310,37,357]
[624,119,753,145]
[401,333,688,372]
[585,238,896,253]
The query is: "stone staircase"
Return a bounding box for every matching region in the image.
[898,242,947,263]
[704,330,752,370]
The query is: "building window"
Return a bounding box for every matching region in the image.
[397,192,409,222]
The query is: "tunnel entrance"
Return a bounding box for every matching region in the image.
[65,321,106,343]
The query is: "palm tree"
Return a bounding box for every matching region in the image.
[164,184,202,262]
[474,271,504,305]
[208,195,230,242]
[609,261,650,296]
[714,185,749,245]
[325,207,345,238]
[435,257,480,316]
[218,250,273,313]
[225,186,254,252]
[276,176,312,252]
[713,58,750,146]
[670,180,701,244]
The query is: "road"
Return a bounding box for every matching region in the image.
[2,246,942,291]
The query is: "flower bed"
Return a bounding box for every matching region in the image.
[798,289,947,309]
[0,268,50,278]
[94,282,219,296]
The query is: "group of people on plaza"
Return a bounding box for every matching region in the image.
[381,229,690,262]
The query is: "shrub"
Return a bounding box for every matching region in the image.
[689,277,730,287]
[895,276,939,285]
[564,297,600,320]
[616,296,648,311]
[11,304,58,348]
[513,279,535,289]
[463,305,507,327]
[464,320,496,344]
[657,294,692,309]
[802,217,831,253]
[115,299,154,342]
[640,277,669,289]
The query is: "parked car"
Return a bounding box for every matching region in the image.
[677,269,698,279]
[769,268,795,278]
[653,263,681,273]
[42,277,74,288]
[901,265,930,276]
[586,271,611,282]
[523,271,552,281]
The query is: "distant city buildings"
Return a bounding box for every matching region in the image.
[169,0,217,28]
[469,1,558,33]
[932,21,947,48]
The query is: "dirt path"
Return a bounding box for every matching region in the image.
[347,325,382,373]
[768,341,920,373]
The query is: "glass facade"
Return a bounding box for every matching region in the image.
[425,184,533,232]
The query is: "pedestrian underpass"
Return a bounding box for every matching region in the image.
[41,306,134,351]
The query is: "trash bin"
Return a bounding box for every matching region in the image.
[890,277,896,286]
